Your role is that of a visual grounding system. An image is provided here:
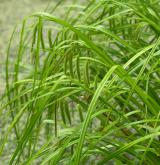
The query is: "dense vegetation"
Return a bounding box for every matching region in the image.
[1,0,160,164]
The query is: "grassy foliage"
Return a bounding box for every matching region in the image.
[1,0,160,164]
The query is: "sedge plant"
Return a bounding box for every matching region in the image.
[1,0,160,164]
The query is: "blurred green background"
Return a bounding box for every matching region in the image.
[0,0,51,93]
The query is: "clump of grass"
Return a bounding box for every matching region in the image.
[1,0,160,164]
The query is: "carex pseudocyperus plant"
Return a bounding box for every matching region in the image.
[1,0,160,164]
